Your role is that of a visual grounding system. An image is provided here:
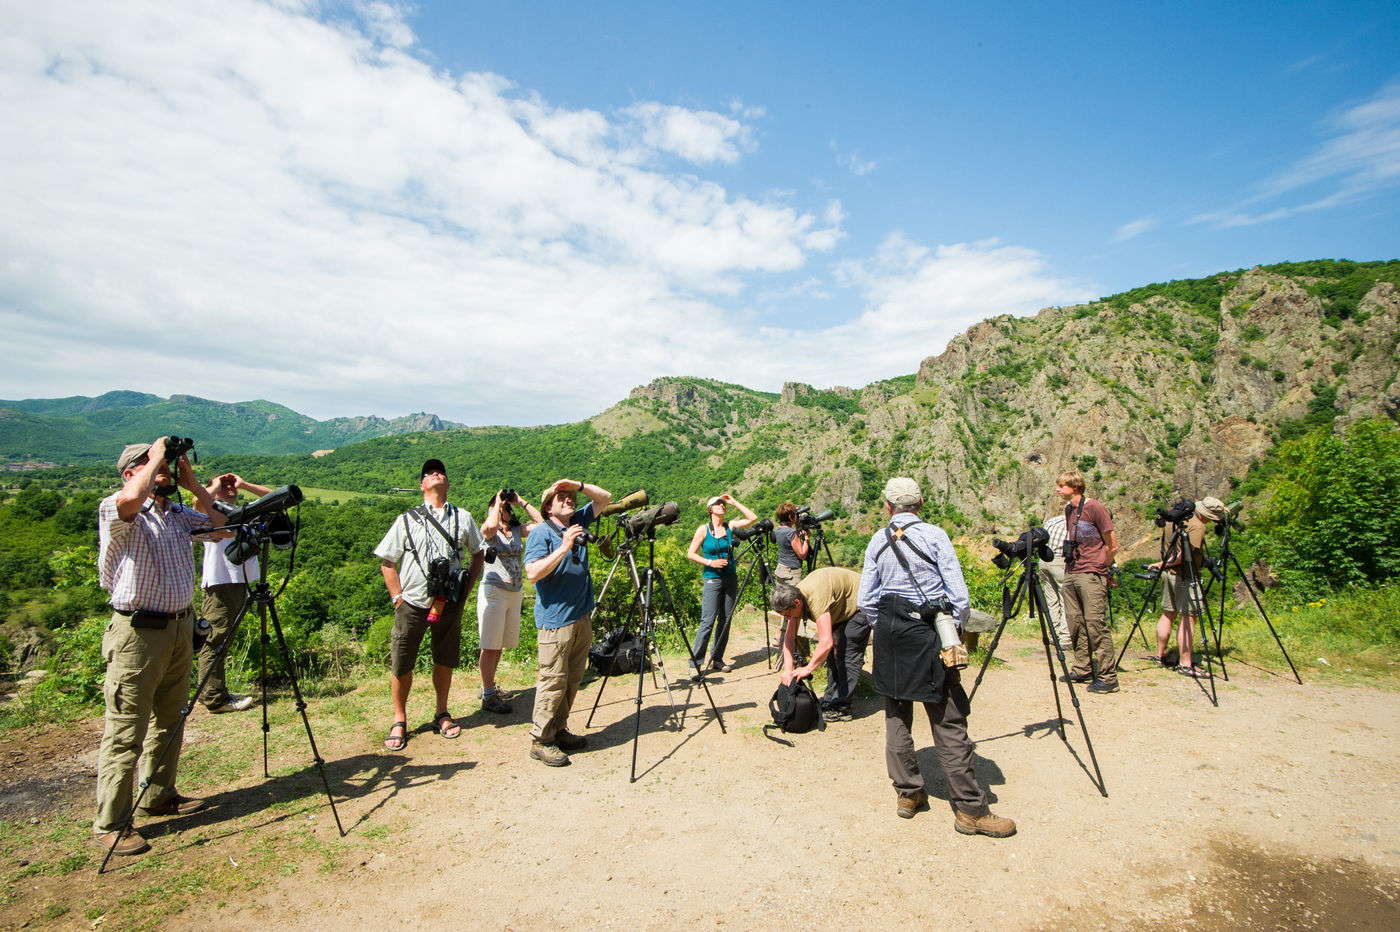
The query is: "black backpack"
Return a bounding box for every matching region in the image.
[588,628,651,675]
[769,677,821,734]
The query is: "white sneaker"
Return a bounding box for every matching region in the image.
[210,694,255,713]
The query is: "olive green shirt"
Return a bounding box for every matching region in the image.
[797,567,862,624]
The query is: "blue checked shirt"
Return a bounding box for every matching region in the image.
[858,512,970,629]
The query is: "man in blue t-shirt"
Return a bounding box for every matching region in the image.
[523,478,612,766]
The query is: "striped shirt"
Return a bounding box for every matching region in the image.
[98,493,211,612]
[858,513,970,629]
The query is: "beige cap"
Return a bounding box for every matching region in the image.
[882,477,923,506]
[116,443,152,475]
[1195,497,1228,522]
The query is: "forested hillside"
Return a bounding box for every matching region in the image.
[0,391,464,462]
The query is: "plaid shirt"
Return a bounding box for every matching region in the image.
[858,512,970,628]
[1043,514,1068,560]
[98,493,210,612]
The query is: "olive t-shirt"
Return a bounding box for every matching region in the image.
[796,567,862,625]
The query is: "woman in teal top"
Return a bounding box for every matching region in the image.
[686,493,757,675]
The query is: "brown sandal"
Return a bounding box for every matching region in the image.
[433,711,461,739]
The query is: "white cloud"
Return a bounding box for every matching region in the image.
[1113,216,1158,242]
[1191,79,1400,228]
[833,142,877,176]
[621,101,753,165]
[0,0,1083,428]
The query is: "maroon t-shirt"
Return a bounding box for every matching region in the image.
[1065,497,1114,575]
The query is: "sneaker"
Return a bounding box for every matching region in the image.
[822,707,853,723]
[554,730,588,751]
[529,740,570,767]
[1068,673,1092,684]
[896,790,929,820]
[210,694,255,714]
[482,692,513,714]
[137,793,207,818]
[1088,679,1120,694]
[708,660,733,674]
[954,809,1017,837]
[94,826,150,856]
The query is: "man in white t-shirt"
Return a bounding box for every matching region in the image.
[198,473,273,713]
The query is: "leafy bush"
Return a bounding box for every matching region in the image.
[1252,417,1400,591]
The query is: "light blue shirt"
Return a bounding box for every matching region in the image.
[858,512,970,629]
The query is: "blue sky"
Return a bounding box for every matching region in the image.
[1,1,1396,427]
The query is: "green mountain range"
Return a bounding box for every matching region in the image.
[0,391,465,462]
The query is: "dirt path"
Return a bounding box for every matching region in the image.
[4,620,1400,930]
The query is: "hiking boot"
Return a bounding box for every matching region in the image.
[210,694,255,713]
[554,730,588,751]
[1068,672,1092,684]
[137,793,207,817]
[1088,679,1120,694]
[954,809,1017,838]
[822,707,852,723]
[708,660,733,674]
[529,741,570,767]
[94,826,150,856]
[482,692,512,714]
[896,790,928,820]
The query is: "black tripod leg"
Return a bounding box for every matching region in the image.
[263,600,344,834]
[756,554,774,669]
[1229,552,1303,684]
[728,548,763,666]
[1116,575,1163,670]
[585,573,642,727]
[260,598,271,777]
[1032,573,1107,797]
[968,573,1025,704]
[653,571,725,734]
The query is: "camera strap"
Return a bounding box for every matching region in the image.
[402,504,461,576]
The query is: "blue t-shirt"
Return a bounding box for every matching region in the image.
[524,502,596,629]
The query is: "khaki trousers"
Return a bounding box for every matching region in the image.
[94,610,194,833]
[1063,572,1117,684]
[1036,558,1070,648]
[530,616,592,743]
[198,583,246,708]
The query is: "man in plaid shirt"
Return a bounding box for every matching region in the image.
[94,437,226,857]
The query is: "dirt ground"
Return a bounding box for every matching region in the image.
[3,617,1400,930]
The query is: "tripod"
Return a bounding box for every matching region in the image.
[1200,511,1302,684]
[585,526,727,782]
[99,526,344,872]
[802,521,837,574]
[1116,519,1223,705]
[729,532,779,668]
[969,544,1107,797]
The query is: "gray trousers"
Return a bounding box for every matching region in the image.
[884,678,988,815]
[1036,558,1069,648]
[822,612,870,709]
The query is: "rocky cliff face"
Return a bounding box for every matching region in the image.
[614,264,1400,557]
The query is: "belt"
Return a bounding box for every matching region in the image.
[114,607,192,621]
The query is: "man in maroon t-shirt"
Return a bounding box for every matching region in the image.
[1056,470,1120,693]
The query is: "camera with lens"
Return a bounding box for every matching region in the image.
[990,526,1054,570]
[799,508,835,529]
[1154,498,1196,528]
[164,436,196,464]
[916,597,955,622]
[427,556,464,601]
[482,546,498,564]
[733,517,774,542]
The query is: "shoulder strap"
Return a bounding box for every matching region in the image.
[412,504,463,557]
[883,526,939,602]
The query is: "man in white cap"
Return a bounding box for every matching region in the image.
[857,476,1015,836]
[1149,497,1228,677]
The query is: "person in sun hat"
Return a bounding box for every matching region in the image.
[1149,496,1228,677]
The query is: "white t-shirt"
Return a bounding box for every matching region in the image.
[202,536,258,587]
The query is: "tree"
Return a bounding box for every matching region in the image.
[1253,417,1400,588]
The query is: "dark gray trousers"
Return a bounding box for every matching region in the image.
[884,678,988,814]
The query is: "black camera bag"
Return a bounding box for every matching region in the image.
[769,676,821,734]
[588,627,650,675]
